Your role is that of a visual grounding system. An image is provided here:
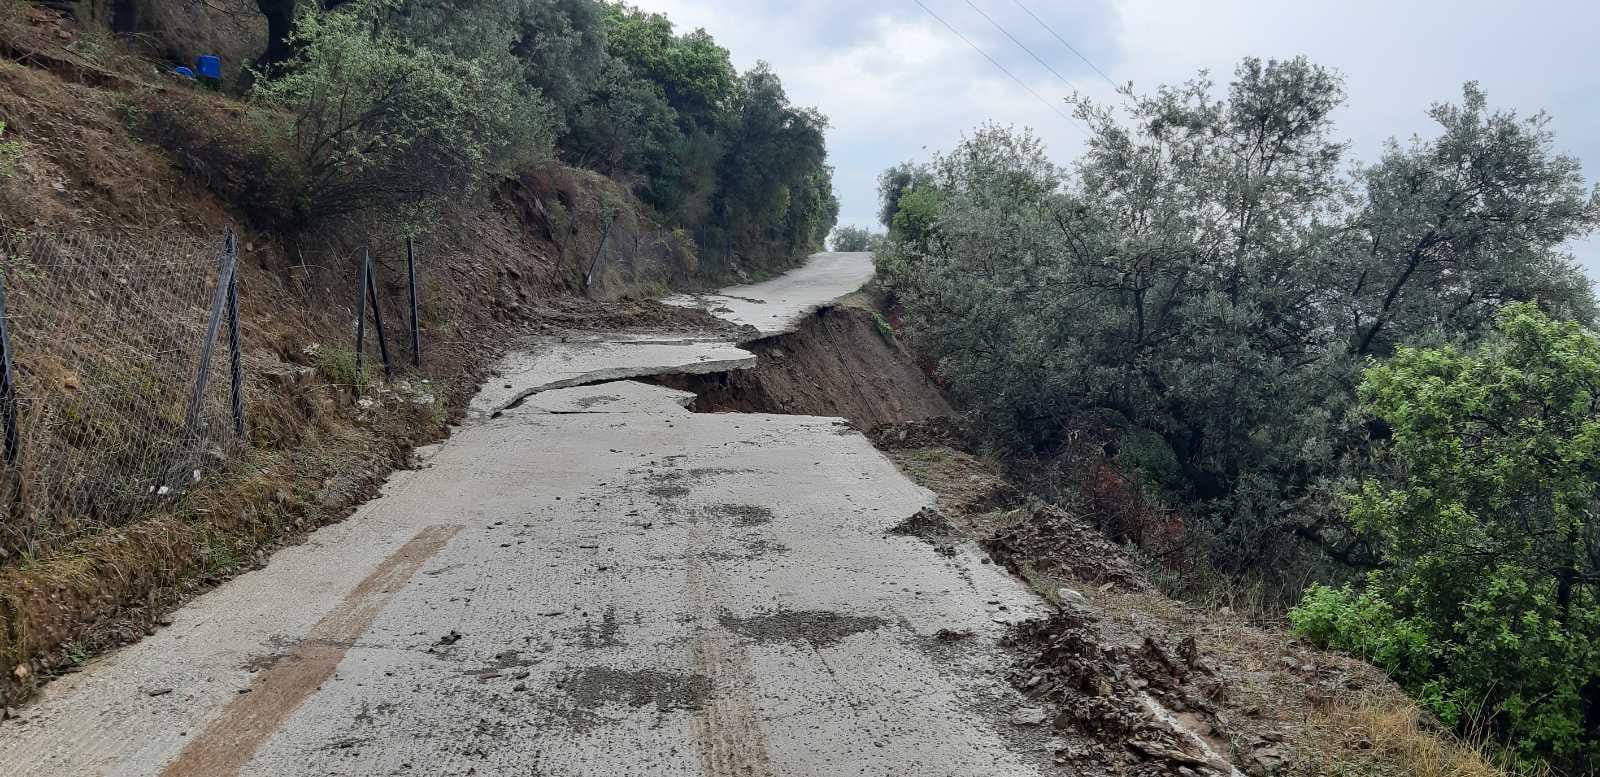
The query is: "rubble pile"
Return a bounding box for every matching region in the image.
[1006,611,1240,776]
[986,504,1149,591]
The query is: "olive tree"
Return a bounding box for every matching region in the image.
[1348,83,1600,357]
[882,58,1599,581]
[252,3,552,229]
[830,225,882,252]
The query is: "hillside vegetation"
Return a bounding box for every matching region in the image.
[0,0,834,706]
[110,0,838,277]
[877,58,1600,773]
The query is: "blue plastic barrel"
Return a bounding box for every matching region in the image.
[174,66,195,79]
[196,55,221,79]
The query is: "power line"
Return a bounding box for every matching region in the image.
[962,0,1075,91]
[1010,0,1120,92]
[910,0,1084,135]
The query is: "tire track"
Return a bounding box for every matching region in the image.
[160,524,461,777]
[685,520,774,777]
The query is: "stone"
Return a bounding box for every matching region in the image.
[1246,745,1288,776]
[1008,706,1048,726]
[1055,587,1088,607]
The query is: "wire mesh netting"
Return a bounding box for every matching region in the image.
[0,231,247,558]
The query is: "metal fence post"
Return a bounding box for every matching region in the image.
[354,245,369,400]
[584,211,616,293]
[406,237,420,367]
[365,258,393,380]
[0,259,18,470]
[226,251,244,437]
[184,228,238,440]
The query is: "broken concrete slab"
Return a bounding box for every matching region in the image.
[468,333,755,417]
[664,252,875,339]
[509,380,698,416]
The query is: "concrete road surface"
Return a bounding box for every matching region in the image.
[663,252,877,338]
[0,252,1055,776]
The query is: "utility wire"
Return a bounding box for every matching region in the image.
[911,0,1084,135]
[963,0,1075,91]
[1009,0,1120,92]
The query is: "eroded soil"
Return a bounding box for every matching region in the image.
[870,420,1432,777]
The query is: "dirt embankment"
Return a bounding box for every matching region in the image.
[651,302,951,429]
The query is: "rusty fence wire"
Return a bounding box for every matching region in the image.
[0,230,247,559]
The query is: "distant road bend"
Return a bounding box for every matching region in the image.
[2,252,1054,776]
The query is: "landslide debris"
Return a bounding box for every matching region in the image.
[866,420,1427,777]
[986,504,1149,593]
[1005,609,1235,776]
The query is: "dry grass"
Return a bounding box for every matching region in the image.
[1087,586,1523,777]
[1301,693,1529,777]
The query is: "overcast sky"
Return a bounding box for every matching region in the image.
[629,0,1600,278]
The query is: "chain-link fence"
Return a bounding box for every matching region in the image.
[0,230,246,558]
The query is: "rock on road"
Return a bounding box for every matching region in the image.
[0,252,1054,776]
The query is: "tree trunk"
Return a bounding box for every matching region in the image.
[110,0,140,34]
[253,0,299,76]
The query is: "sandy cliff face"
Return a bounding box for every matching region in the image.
[651,302,952,429]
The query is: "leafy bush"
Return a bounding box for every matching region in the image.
[252,3,553,229]
[887,185,941,252]
[1293,304,1600,769]
[831,225,882,252]
[237,0,836,266]
[876,161,931,229]
[702,63,836,275]
[871,311,895,341]
[553,2,838,275]
[0,120,21,178]
[1290,583,1437,693]
[879,60,1600,583]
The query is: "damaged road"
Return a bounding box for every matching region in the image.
[0,252,1061,776]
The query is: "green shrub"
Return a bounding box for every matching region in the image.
[1294,304,1600,770]
[871,311,895,341]
[1290,583,1437,695]
[0,121,21,179]
[831,225,883,252]
[251,3,553,230]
